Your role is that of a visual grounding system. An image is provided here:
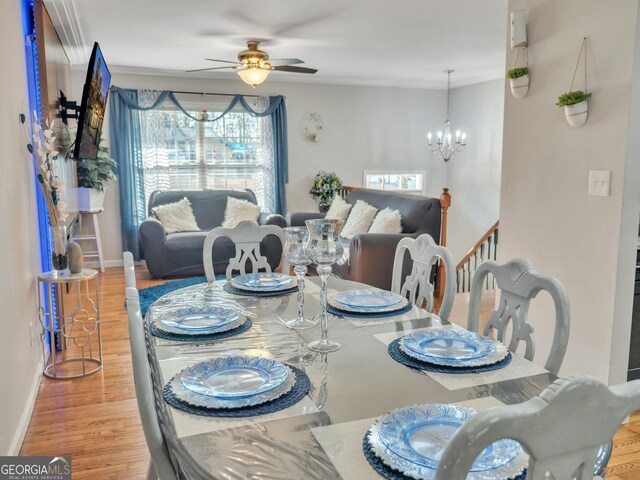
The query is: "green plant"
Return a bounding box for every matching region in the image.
[556,90,592,107]
[77,141,117,191]
[506,67,528,79]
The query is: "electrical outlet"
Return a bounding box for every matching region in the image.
[588,170,611,197]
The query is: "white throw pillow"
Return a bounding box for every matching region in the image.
[325,196,352,223]
[341,200,378,239]
[368,208,403,234]
[222,196,261,228]
[152,197,200,234]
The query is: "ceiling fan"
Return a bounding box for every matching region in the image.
[187,41,318,87]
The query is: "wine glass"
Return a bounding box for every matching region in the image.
[283,227,317,330]
[305,219,345,353]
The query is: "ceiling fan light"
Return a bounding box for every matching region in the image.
[237,67,270,88]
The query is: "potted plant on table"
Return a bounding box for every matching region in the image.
[556,90,591,128]
[506,67,529,99]
[76,141,117,212]
[309,171,342,213]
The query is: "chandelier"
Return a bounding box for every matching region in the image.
[426,69,467,162]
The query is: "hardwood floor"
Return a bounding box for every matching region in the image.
[19,267,640,479]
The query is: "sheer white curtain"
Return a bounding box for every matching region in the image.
[254,96,276,213]
[137,92,276,211]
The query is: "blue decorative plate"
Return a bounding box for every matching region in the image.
[400,329,507,367]
[370,404,527,480]
[333,288,405,310]
[180,356,289,399]
[232,273,294,291]
[171,368,296,409]
[159,305,240,331]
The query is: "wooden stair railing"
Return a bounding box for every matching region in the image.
[337,186,451,299]
[455,220,499,293]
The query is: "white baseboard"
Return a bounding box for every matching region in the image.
[8,360,43,455]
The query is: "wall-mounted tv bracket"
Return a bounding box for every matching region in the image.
[58,90,79,125]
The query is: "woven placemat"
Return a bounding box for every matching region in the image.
[327,302,413,319]
[388,339,512,374]
[223,282,298,297]
[163,365,310,418]
[150,318,252,342]
[362,433,527,480]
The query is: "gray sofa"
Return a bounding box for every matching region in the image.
[287,189,442,290]
[140,189,287,278]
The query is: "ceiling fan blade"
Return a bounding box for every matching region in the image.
[186,66,238,73]
[269,58,304,66]
[272,65,318,74]
[205,58,241,65]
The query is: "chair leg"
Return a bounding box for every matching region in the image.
[146,460,157,480]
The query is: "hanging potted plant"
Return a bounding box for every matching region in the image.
[76,141,117,212]
[506,67,529,99]
[558,37,591,128]
[556,90,591,128]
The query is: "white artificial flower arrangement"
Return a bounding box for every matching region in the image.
[23,112,68,257]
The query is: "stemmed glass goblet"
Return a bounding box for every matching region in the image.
[305,219,345,353]
[283,227,317,330]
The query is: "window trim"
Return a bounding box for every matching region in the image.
[363,170,427,193]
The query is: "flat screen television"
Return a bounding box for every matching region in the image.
[73,42,111,160]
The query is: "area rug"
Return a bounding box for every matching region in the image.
[139,275,218,316]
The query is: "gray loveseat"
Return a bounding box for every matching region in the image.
[140,189,287,278]
[287,188,443,290]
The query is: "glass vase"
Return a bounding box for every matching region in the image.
[305,219,344,353]
[283,227,317,330]
[50,225,68,277]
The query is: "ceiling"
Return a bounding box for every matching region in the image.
[45,0,508,89]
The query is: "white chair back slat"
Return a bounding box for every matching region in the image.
[203,220,288,282]
[467,258,570,375]
[391,234,456,321]
[125,286,177,479]
[123,251,137,289]
[435,375,640,480]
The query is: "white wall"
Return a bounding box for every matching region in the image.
[447,79,504,262]
[71,71,450,264]
[0,1,45,454]
[500,0,640,383]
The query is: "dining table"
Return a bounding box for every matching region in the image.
[144,276,557,480]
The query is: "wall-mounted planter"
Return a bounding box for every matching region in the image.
[509,74,529,99]
[564,101,588,128]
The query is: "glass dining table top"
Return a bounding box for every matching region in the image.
[145,277,555,480]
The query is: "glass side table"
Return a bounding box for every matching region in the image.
[37,268,103,379]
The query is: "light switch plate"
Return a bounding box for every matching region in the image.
[588,170,611,196]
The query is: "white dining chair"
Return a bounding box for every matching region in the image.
[435,375,640,480]
[391,234,456,321]
[467,258,570,375]
[203,220,288,282]
[123,251,136,289]
[125,286,177,480]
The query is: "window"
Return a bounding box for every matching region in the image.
[363,171,425,193]
[138,100,273,208]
